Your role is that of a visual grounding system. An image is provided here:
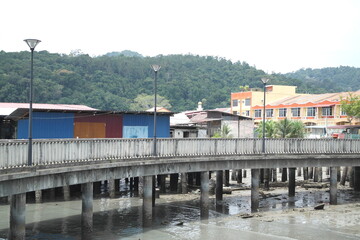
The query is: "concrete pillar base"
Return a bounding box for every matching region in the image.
[330,167,338,205]
[200,171,209,219]
[81,182,93,236]
[9,193,26,240]
[251,169,260,212]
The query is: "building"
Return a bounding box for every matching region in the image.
[231,85,299,117]
[171,107,254,138]
[0,103,172,139]
[231,85,360,126]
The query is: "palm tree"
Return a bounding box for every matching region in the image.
[255,120,277,138]
[275,119,305,138]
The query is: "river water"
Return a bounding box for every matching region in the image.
[1,178,360,239]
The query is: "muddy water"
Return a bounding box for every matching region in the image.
[0,180,360,239]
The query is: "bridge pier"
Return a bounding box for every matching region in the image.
[330,167,338,204]
[81,182,93,237]
[143,175,153,227]
[288,168,296,197]
[200,171,209,219]
[251,169,260,212]
[9,193,26,240]
[353,167,360,191]
[63,185,70,201]
[216,170,223,205]
[35,190,42,203]
[181,173,188,194]
[108,179,116,198]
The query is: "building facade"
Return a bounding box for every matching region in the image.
[231,85,360,127]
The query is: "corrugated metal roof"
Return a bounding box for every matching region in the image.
[0,102,97,111]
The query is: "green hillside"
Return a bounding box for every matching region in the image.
[0,50,359,111]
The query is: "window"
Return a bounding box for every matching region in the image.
[232,99,238,107]
[245,98,251,106]
[340,107,346,116]
[245,110,250,117]
[307,107,316,117]
[255,109,262,118]
[279,108,287,117]
[291,108,300,117]
[232,111,238,115]
[266,109,274,118]
[322,107,333,116]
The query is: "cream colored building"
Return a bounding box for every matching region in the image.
[231,85,360,127]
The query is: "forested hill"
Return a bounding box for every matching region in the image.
[285,66,360,93]
[0,50,359,112]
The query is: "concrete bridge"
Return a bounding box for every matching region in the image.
[1,138,360,239]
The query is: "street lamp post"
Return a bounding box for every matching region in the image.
[151,64,161,156]
[261,78,270,191]
[261,78,269,153]
[24,39,41,166]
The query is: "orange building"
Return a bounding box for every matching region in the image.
[231,85,360,127]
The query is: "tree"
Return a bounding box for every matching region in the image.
[276,118,305,138]
[340,93,360,124]
[130,93,172,111]
[255,120,277,138]
[212,123,233,138]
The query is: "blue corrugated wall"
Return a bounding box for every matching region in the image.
[122,114,170,138]
[17,112,74,139]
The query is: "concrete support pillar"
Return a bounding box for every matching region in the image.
[263,169,270,190]
[143,176,153,227]
[81,182,93,236]
[224,170,230,187]
[35,190,42,203]
[195,172,201,186]
[236,169,242,183]
[200,171,209,219]
[130,178,134,190]
[330,167,338,205]
[216,170,223,204]
[181,173,188,194]
[108,179,116,198]
[303,167,309,180]
[63,185,70,201]
[9,193,26,240]
[297,167,302,177]
[158,175,166,193]
[288,168,296,197]
[353,167,360,191]
[251,169,260,212]
[170,173,179,192]
[271,168,277,182]
[281,168,287,182]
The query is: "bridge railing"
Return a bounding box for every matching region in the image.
[0,138,360,169]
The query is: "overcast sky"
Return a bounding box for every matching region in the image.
[1,0,360,73]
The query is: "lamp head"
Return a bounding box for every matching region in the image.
[151,64,161,72]
[24,39,41,50]
[261,78,270,84]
